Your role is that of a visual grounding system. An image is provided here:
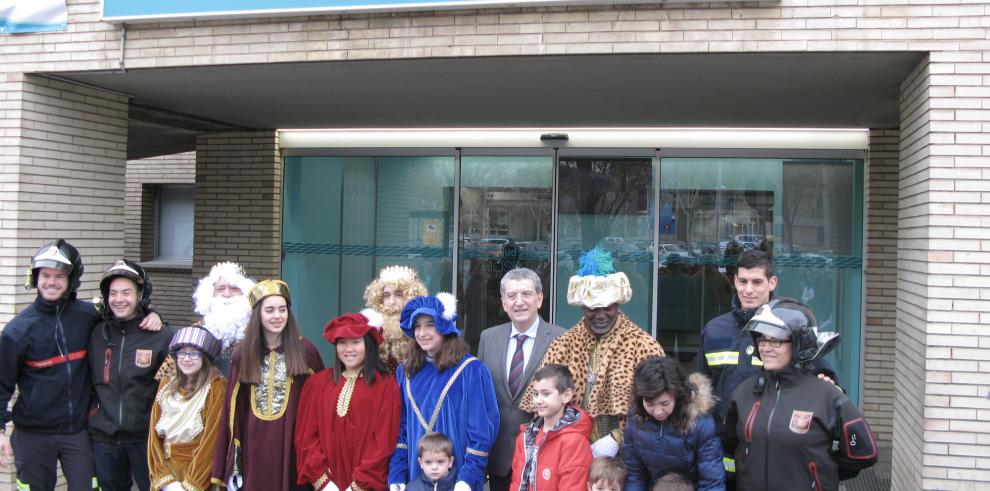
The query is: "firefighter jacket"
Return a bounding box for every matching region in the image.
[724,367,878,491]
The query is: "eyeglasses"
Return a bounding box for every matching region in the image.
[176,350,202,360]
[756,337,790,348]
[504,291,538,301]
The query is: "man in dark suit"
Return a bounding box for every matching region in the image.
[478,268,565,491]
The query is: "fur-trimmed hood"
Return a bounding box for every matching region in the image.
[621,372,726,490]
[683,372,717,431]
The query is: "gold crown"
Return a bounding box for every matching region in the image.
[248,279,291,308]
[378,265,420,284]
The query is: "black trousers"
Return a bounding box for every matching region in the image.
[91,439,150,491]
[488,472,512,491]
[11,428,96,491]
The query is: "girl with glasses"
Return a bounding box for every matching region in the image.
[148,327,226,491]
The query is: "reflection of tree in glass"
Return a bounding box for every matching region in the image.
[562,159,652,247]
[782,161,842,255]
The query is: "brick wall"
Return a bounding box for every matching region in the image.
[4,2,990,73]
[125,152,197,326]
[0,72,128,491]
[116,4,990,69]
[864,128,899,450]
[3,74,129,317]
[917,52,990,486]
[193,132,282,282]
[893,55,930,491]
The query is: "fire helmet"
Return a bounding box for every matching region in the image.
[99,259,153,315]
[27,239,84,300]
[745,297,840,370]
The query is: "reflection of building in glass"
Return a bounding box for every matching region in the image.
[782,161,855,256]
[460,188,552,244]
[661,189,773,249]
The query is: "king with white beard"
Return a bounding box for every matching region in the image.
[192,262,256,375]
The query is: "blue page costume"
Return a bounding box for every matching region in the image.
[388,294,499,490]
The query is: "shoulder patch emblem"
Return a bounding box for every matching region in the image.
[135,349,153,368]
[746,345,754,355]
[789,410,814,434]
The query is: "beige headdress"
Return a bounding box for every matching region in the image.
[566,247,632,309]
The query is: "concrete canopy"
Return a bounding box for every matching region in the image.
[52,51,924,159]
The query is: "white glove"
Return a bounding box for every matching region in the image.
[320,481,341,491]
[454,482,471,491]
[591,434,619,458]
[228,473,243,491]
[163,483,183,491]
[389,484,406,491]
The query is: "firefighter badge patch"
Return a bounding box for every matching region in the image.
[789,410,814,434]
[135,349,153,368]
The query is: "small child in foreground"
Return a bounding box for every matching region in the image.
[406,432,458,491]
[510,364,593,491]
[588,456,626,491]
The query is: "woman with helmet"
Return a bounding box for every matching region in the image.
[723,298,878,491]
[211,279,324,491]
[387,293,499,491]
[89,259,175,491]
[148,327,226,491]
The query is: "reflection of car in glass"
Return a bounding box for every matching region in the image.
[516,241,549,260]
[734,234,764,243]
[657,243,691,267]
[600,236,625,251]
[477,236,517,258]
[557,238,580,250]
[657,243,689,255]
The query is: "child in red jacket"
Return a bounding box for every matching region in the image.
[511,364,593,491]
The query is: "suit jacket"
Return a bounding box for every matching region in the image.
[477,318,566,478]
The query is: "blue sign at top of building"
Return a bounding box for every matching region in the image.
[103,0,660,22]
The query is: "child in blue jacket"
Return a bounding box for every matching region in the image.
[621,356,725,491]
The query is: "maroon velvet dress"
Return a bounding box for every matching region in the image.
[294,369,400,490]
[211,338,324,491]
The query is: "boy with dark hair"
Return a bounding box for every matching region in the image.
[589,457,627,491]
[407,432,457,491]
[511,364,593,491]
[89,260,174,491]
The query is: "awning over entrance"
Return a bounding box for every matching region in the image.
[49,51,923,159]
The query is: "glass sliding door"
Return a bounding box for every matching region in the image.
[280,149,864,399]
[282,155,455,361]
[555,156,655,331]
[657,157,863,402]
[457,155,553,350]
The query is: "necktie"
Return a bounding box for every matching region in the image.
[507,333,527,395]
